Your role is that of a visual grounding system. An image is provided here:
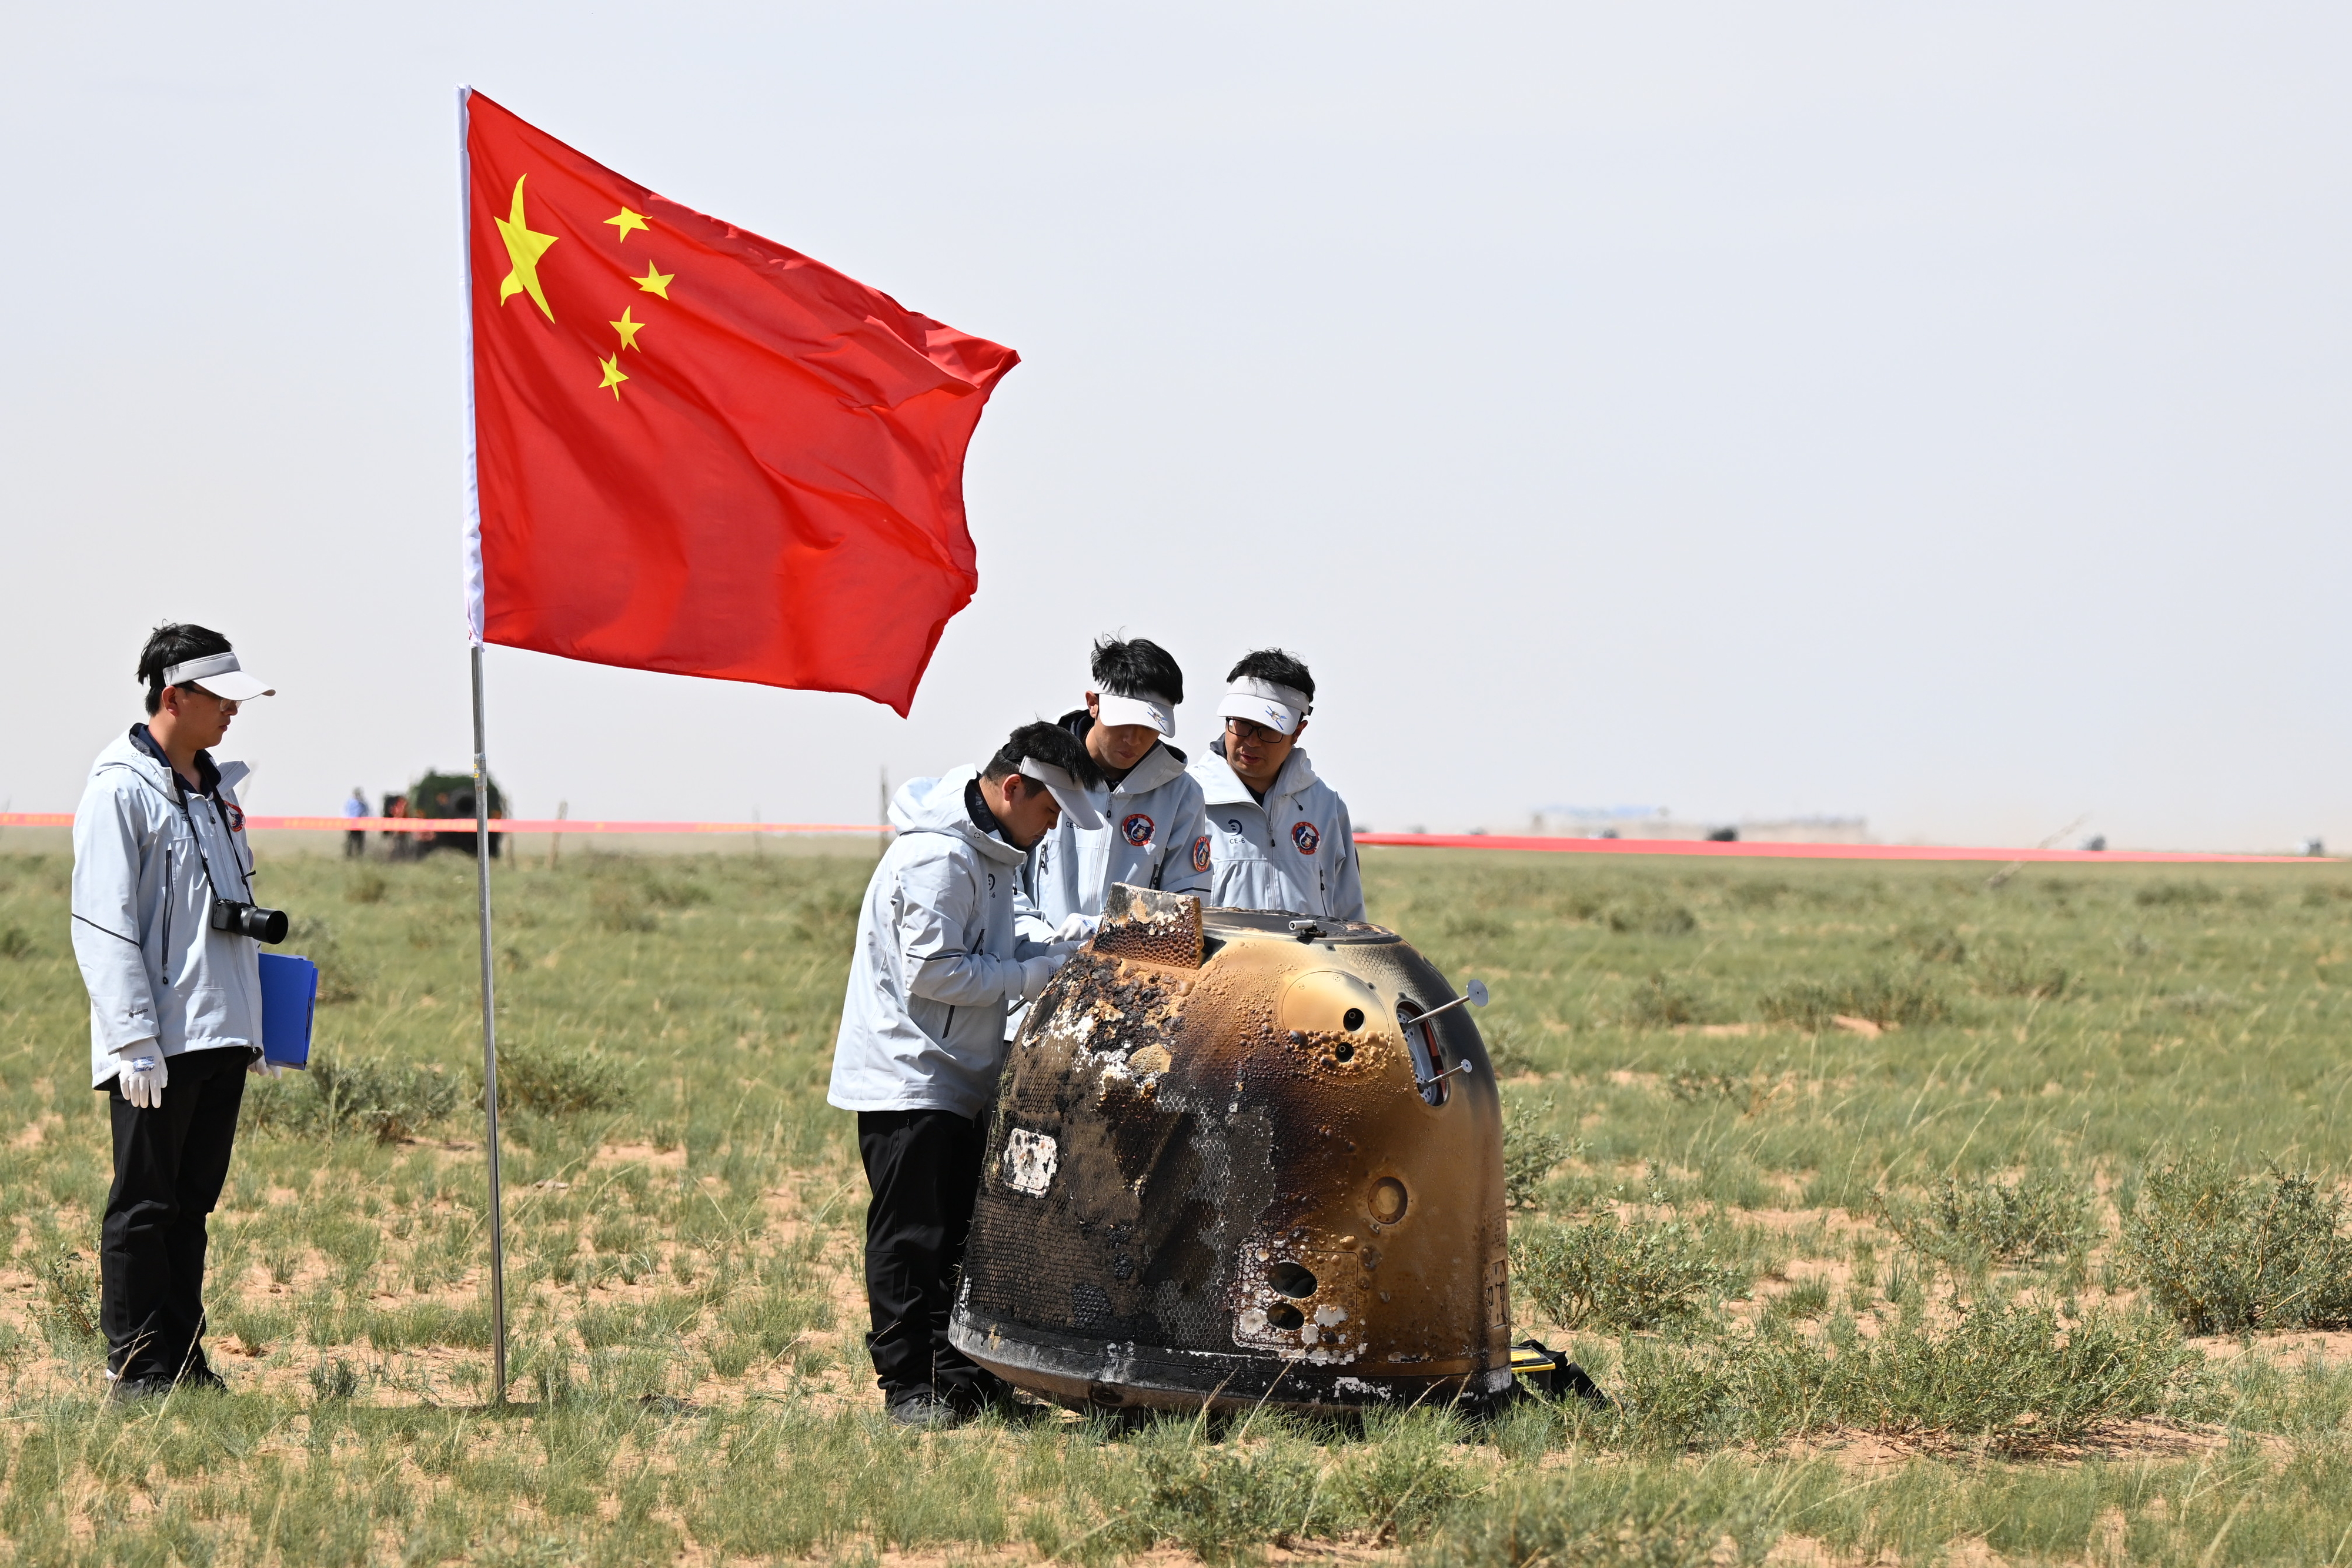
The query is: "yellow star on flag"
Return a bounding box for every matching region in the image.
[610,306,647,352]
[493,175,559,321]
[632,262,674,300]
[604,206,650,241]
[598,353,629,399]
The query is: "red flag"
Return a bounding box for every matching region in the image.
[460,91,1018,715]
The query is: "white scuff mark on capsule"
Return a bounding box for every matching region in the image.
[1333,1376,1391,1399]
[1314,1305,1348,1326]
[1003,1128,1060,1197]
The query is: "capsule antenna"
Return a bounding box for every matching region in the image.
[1404,978,1489,1026]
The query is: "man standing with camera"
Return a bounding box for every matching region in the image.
[71,623,283,1400]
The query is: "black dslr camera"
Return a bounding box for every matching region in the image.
[211,898,289,944]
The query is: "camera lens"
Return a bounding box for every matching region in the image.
[252,907,289,944]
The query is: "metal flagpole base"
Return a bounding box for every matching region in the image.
[471,643,509,1402]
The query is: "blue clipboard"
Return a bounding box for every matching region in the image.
[258,952,318,1069]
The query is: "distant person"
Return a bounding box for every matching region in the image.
[827,721,1105,1428]
[71,623,284,1402]
[1188,648,1365,922]
[342,787,368,858]
[1014,634,1210,958]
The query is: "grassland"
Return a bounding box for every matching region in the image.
[5,844,2352,1564]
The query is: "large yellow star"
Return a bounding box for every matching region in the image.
[632,262,673,300]
[604,206,650,242]
[493,175,558,322]
[610,306,646,352]
[597,353,629,399]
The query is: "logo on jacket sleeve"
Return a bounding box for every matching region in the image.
[1121,813,1155,848]
[1291,821,1321,855]
[1191,834,1212,873]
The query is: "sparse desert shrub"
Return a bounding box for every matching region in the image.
[246,1056,461,1142]
[1421,1461,1786,1568]
[489,1040,627,1116]
[2136,880,2222,907]
[32,1248,99,1346]
[286,915,369,1003]
[1511,1214,1746,1332]
[1502,1101,1569,1209]
[1479,1017,1539,1078]
[1759,971,1946,1031]
[2160,987,2237,1017]
[1614,1299,2197,1454]
[1607,899,1697,937]
[1621,971,1703,1028]
[2123,1155,2352,1333]
[1976,948,2069,999]
[0,925,34,959]
[592,880,660,932]
[1898,923,1968,964]
[1131,1422,1324,1564]
[346,869,388,905]
[1883,1172,2093,1265]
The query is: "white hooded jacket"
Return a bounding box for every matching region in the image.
[828,768,1070,1118]
[1188,742,1366,922]
[1016,715,1211,942]
[71,728,264,1087]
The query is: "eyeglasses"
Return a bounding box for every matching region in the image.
[179,684,239,709]
[1224,718,1290,747]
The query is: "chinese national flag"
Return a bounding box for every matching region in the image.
[460,91,1018,715]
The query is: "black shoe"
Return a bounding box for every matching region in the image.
[943,1370,1024,1421]
[886,1386,961,1429]
[178,1365,228,1394]
[108,1375,173,1405]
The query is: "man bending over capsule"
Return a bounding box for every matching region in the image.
[827,721,1107,1428]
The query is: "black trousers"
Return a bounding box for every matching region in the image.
[857,1108,991,1399]
[344,830,366,858]
[100,1047,246,1383]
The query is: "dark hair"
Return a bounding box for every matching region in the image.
[1091,636,1184,706]
[983,720,1105,791]
[137,623,234,716]
[1226,648,1315,707]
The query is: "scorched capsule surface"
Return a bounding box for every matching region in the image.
[950,886,1511,1413]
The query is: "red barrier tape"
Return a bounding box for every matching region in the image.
[0,814,2326,862]
[0,813,881,835]
[1352,833,2330,864]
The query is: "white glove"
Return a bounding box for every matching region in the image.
[248,1054,283,1079]
[1053,913,1100,944]
[1019,954,1064,1002]
[116,1049,168,1109]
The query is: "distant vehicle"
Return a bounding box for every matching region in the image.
[400,770,508,858]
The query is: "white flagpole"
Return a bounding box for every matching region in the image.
[470,646,509,1403]
[457,83,510,1403]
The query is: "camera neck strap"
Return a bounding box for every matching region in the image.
[165,767,250,908]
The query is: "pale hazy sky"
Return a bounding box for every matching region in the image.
[5,4,2346,850]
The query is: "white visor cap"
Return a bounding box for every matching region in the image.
[1094,688,1176,738]
[162,651,275,701]
[1017,757,1105,830]
[1215,677,1309,737]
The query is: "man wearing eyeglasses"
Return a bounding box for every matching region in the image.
[71,622,281,1402]
[1188,648,1365,922]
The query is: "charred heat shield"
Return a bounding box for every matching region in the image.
[950,885,1512,1414]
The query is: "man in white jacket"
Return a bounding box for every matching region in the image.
[71,623,282,1400]
[1013,634,1210,959]
[1188,648,1367,922]
[827,721,1105,1427]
